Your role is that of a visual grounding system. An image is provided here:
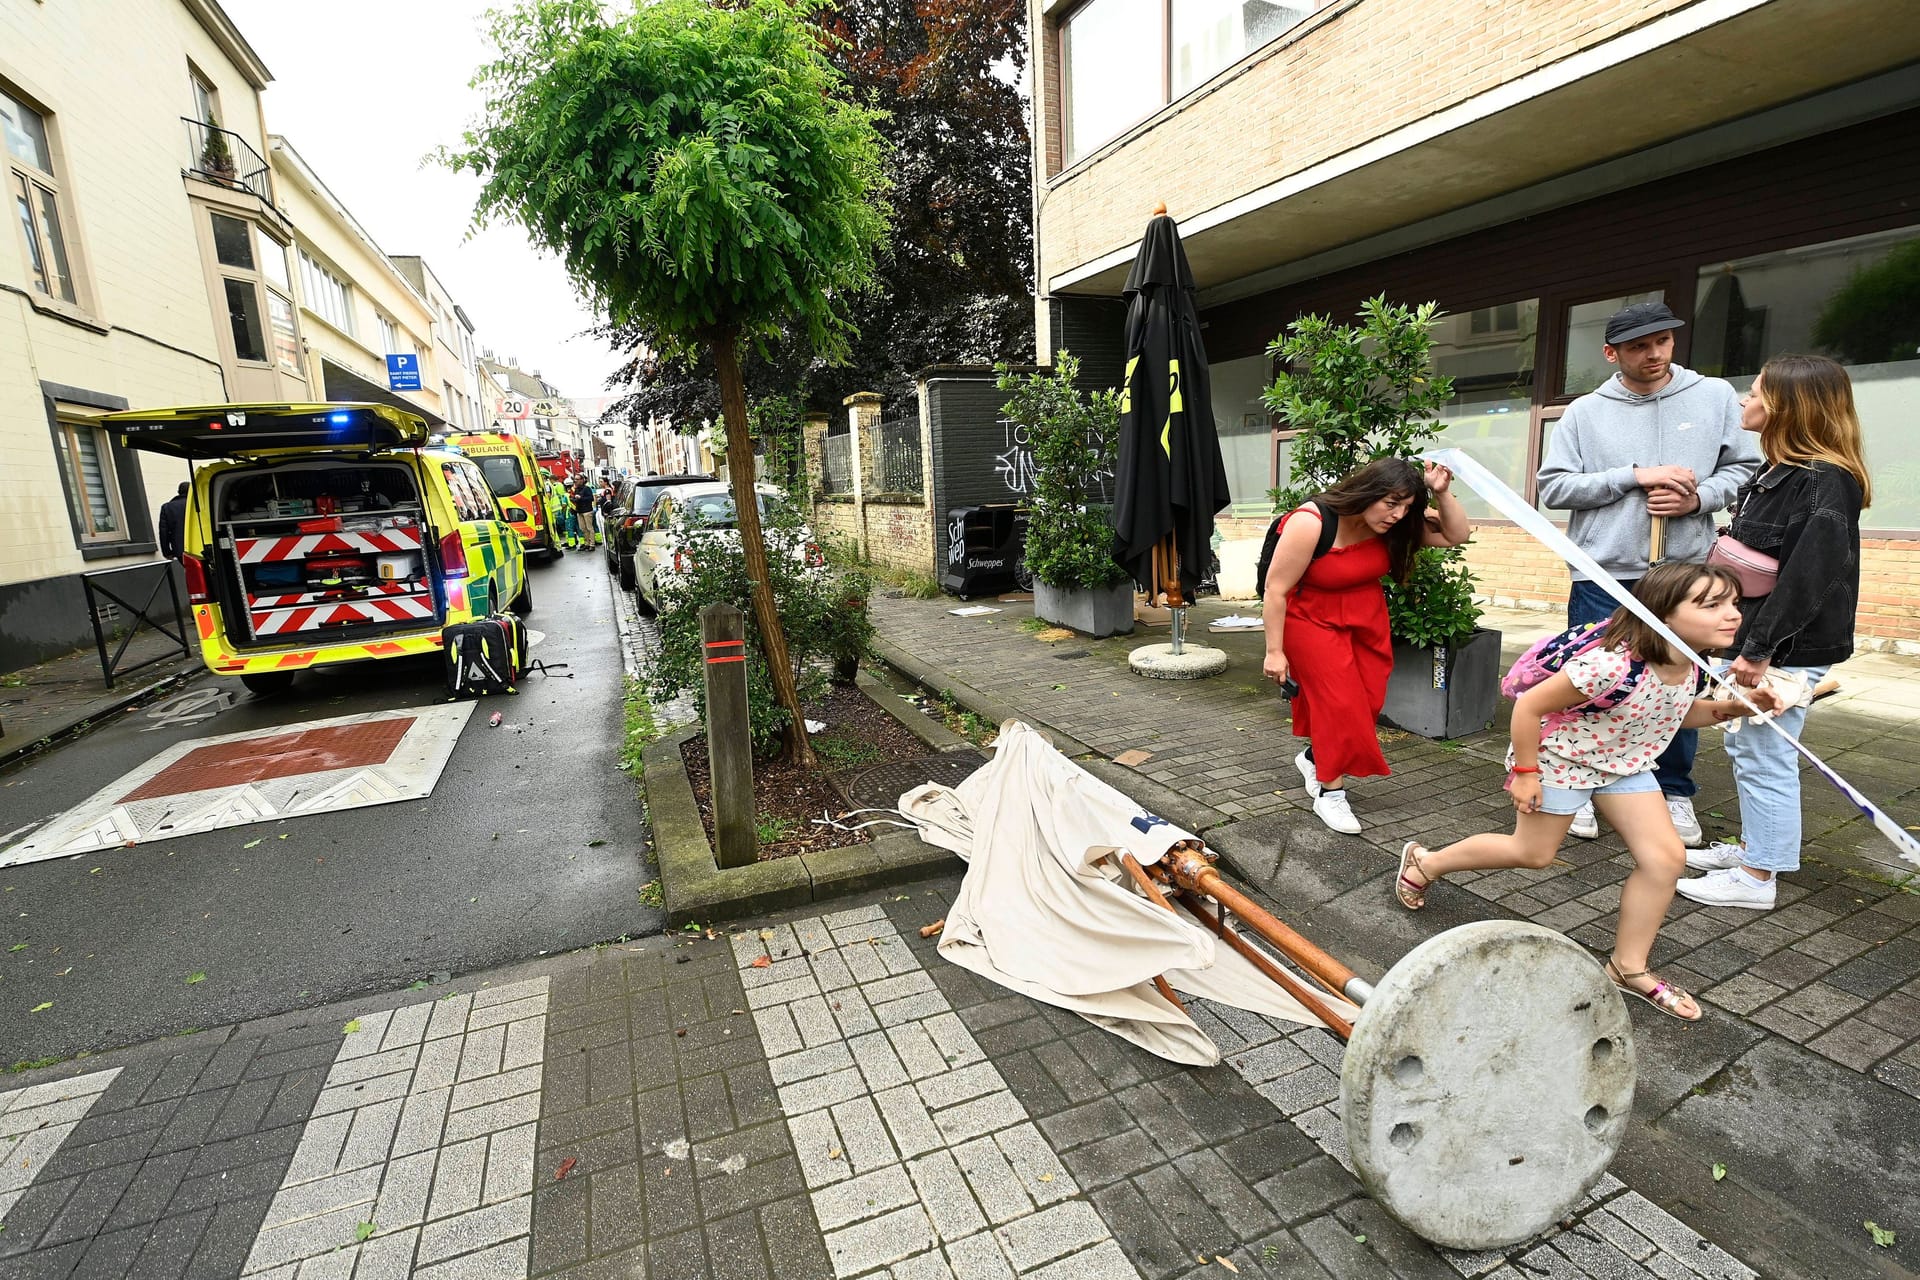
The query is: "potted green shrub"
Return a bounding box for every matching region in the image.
[1264,296,1500,739]
[996,354,1134,638]
[199,115,237,182]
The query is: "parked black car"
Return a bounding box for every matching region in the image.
[605,474,714,587]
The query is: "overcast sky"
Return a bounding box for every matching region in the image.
[222,0,627,398]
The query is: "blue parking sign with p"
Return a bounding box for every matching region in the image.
[386,353,422,391]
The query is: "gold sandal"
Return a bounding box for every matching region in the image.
[1396,841,1435,910]
[1606,960,1701,1022]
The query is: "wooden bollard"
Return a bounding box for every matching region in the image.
[700,603,756,869]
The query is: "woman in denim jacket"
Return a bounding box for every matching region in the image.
[1677,354,1869,910]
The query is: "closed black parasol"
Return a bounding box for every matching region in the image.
[1109,209,1230,608]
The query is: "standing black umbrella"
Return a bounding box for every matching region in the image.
[1110,206,1231,643]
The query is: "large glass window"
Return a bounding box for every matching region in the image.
[224,278,266,362]
[1209,353,1277,516]
[1695,226,1920,529]
[4,87,78,305]
[299,249,354,335]
[1430,300,1539,519]
[1562,290,1662,396]
[1063,0,1321,165]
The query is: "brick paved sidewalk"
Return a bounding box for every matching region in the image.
[0,633,199,768]
[870,593,1920,1098]
[0,882,1775,1280]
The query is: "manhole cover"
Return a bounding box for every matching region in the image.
[836,751,988,812]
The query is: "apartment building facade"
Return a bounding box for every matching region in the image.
[1029,0,1920,641]
[0,0,312,669]
[268,137,446,430]
[392,255,486,436]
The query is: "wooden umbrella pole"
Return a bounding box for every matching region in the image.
[1106,853,1189,1013]
[1156,844,1370,1005]
[1168,887,1354,1039]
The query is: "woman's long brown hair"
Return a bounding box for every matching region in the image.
[1311,457,1428,585]
[1757,354,1872,508]
[1603,562,1742,666]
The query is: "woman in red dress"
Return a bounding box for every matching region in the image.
[1261,458,1470,833]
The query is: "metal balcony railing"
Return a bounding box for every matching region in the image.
[182,117,273,204]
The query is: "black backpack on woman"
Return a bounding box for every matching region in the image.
[1254,499,1337,598]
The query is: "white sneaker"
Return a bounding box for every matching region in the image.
[1314,789,1361,835]
[1675,866,1776,910]
[1665,796,1704,847]
[1687,841,1746,872]
[1569,802,1599,840]
[1295,751,1323,799]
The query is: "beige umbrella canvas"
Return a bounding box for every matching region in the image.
[901,721,1355,1065]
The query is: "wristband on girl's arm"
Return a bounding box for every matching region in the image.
[1509,765,1541,774]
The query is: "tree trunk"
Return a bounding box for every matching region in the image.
[709,331,817,769]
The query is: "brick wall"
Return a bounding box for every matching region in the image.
[802,400,937,579]
[1461,525,1920,651]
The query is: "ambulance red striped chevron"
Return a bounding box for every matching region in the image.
[252,595,437,636]
[235,527,424,563]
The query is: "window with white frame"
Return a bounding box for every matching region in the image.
[376,312,400,355]
[54,418,127,543]
[189,67,218,126]
[1061,0,1322,165]
[298,249,354,335]
[4,85,80,305]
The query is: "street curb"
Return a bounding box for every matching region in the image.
[870,636,1095,757]
[853,667,975,753]
[0,661,199,771]
[645,723,960,928]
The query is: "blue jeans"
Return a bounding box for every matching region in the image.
[1537,769,1660,815]
[1567,579,1696,798]
[1724,664,1829,872]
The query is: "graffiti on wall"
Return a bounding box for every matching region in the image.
[993,417,1114,501]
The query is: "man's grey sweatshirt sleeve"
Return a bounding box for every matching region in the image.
[1536,405,1640,511]
[1693,386,1762,515]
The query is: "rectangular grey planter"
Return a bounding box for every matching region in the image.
[1034,580,1135,638]
[1381,627,1503,740]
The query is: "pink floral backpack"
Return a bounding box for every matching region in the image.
[1502,622,1663,730]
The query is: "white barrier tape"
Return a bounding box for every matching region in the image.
[1423,446,1920,868]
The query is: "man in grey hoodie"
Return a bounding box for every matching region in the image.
[1537,300,1760,846]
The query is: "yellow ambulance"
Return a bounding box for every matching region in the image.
[106,402,529,695]
[449,431,559,561]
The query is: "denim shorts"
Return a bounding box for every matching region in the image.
[1536,769,1659,815]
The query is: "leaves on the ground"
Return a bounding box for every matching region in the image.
[186,972,205,985]
[1712,1162,1727,1181]
[88,868,101,875]
[243,839,262,849]
[1216,1259,1240,1274]
[587,839,607,847]
[7,944,24,953]
[1353,1235,1367,1244]
[554,1157,578,1180]
[827,1147,843,1160]
[29,1001,52,1013]
[759,929,774,941]
[1038,1173,1054,1183]
[751,956,772,969]
[1867,1221,1897,1247]
[408,980,429,991]
[342,1018,362,1034]
[354,1221,376,1242]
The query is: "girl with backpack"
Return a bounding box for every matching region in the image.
[1394,562,1786,1022]
[1262,457,1471,834]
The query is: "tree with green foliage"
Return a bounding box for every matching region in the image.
[996,354,1129,591]
[446,0,891,765]
[1265,297,1482,648]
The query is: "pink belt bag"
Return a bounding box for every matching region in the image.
[1706,533,1779,598]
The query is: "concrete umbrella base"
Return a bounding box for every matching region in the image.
[1128,642,1228,680]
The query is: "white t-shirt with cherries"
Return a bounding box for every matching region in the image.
[1511,647,1699,790]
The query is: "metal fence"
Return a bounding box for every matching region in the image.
[877,407,924,495]
[182,118,273,204]
[822,432,855,494]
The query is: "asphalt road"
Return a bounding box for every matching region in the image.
[0,548,660,1066]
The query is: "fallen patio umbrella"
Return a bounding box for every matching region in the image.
[899,720,1637,1250]
[1109,204,1231,658]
